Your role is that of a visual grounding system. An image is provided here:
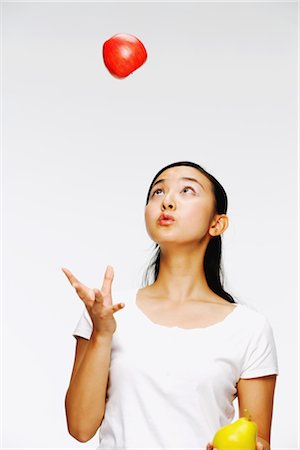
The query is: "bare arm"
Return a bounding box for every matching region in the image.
[237,374,277,449]
[206,374,277,450]
[65,333,112,442]
[62,265,125,443]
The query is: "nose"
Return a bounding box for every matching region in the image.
[161,194,175,211]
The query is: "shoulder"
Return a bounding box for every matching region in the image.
[236,301,269,322]
[208,295,269,328]
[233,302,276,343]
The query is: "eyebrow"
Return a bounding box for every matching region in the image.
[151,177,206,191]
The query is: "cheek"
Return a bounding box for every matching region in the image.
[144,205,154,227]
[182,201,211,229]
[144,206,157,238]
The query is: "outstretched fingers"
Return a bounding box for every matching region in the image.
[61,267,78,287]
[62,267,94,306]
[94,288,125,313]
[94,288,104,303]
[111,302,125,313]
[100,265,114,302]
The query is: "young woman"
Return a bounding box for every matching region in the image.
[63,161,279,450]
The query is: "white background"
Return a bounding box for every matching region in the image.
[2,1,298,449]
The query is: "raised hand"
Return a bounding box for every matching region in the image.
[62,265,125,337]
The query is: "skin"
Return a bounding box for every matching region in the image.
[143,165,276,450]
[63,165,277,447]
[143,165,228,304]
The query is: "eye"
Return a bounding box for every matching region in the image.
[182,186,195,194]
[152,188,163,196]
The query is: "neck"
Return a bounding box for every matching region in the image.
[150,243,213,304]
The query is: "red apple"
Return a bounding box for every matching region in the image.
[102,33,147,79]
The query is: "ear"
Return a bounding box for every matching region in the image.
[209,214,229,237]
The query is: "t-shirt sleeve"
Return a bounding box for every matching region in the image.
[72,306,93,340]
[240,315,279,379]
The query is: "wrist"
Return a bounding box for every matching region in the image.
[90,331,113,343]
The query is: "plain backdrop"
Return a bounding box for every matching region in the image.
[2,1,298,449]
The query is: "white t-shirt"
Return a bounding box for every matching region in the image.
[72,287,279,450]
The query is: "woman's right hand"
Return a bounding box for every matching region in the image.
[61,265,125,337]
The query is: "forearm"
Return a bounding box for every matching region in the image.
[257,435,271,450]
[65,332,112,442]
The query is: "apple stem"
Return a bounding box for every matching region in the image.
[244,409,252,421]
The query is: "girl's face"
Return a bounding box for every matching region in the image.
[145,166,221,246]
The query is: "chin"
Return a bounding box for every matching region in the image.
[156,237,194,247]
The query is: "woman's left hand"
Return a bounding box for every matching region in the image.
[206,441,264,450]
[256,442,264,450]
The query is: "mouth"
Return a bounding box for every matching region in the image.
[158,214,175,225]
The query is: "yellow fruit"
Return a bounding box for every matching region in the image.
[212,409,257,450]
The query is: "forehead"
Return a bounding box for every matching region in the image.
[153,166,211,189]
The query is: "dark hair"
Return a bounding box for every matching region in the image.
[141,161,237,304]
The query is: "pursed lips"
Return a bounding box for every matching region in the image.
[158,214,175,223]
